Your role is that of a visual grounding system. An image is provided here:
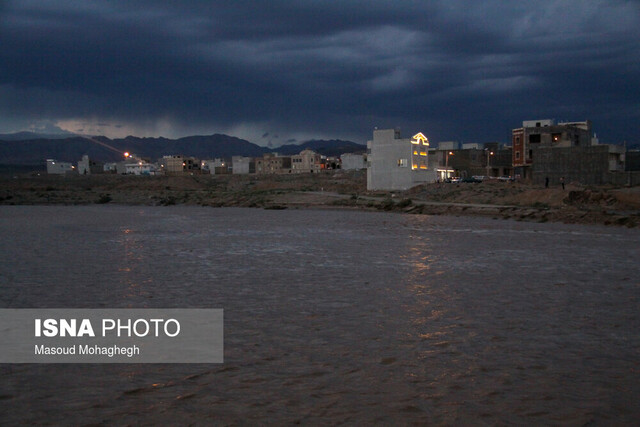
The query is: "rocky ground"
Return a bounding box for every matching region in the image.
[1,171,639,227]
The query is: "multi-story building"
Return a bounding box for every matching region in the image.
[231,156,253,174]
[512,119,629,185]
[161,155,185,174]
[255,153,291,174]
[161,155,201,174]
[512,119,592,179]
[291,149,322,173]
[367,129,437,190]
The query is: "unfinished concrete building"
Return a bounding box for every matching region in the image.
[512,119,592,180]
[511,119,630,185]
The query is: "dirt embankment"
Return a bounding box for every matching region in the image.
[399,181,640,227]
[0,171,366,208]
[1,172,639,227]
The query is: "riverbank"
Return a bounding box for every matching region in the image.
[1,171,639,227]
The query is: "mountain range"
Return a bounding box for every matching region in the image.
[0,133,366,166]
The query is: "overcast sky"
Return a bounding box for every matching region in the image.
[1,1,639,145]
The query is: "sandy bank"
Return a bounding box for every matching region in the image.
[0,171,638,227]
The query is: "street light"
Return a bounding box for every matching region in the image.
[486,150,494,177]
[444,151,454,181]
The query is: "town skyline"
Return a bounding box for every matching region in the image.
[1,1,639,145]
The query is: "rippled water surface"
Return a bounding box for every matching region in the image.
[1,206,639,425]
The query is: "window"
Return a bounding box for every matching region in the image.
[529,134,541,143]
[529,149,533,159]
[398,158,407,167]
[515,151,520,160]
[552,133,561,142]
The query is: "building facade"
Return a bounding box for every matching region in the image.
[161,155,202,174]
[367,129,436,191]
[340,153,366,170]
[125,162,157,175]
[77,155,103,175]
[255,153,292,174]
[291,149,322,173]
[201,158,226,174]
[531,144,626,185]
[231,156,253,174]
[46,159,74,174]
[512,119,592,179]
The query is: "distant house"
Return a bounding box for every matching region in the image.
[232,156,253,174]
[161,155,185,174]
[125,162,157,175]
[201,158,227,174]
[77,155,104,175]
[291,149,322,173]
[103,162,127,174]
[161,155,202,174]
[46,159,74,175]
[255,153,291,174]
[341,153,366,170]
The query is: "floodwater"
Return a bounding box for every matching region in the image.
[0,205,639,425]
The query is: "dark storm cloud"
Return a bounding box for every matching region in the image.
[0,0,639,143]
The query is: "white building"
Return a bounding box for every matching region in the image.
[46,159,74,175]
[232,156,252,174]
[201,158,226,174]
[341,153,366,170]
[367,129,437,191]
[125,162,157,175]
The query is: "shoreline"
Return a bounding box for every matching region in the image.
[1,171,639,227]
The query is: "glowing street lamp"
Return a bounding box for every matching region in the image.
[486,150,494,177]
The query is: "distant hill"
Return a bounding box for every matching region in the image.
[0,134,365,166]
[0,131,74,141]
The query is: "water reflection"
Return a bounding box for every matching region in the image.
[0,206,639,424]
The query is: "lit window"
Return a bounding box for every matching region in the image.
[398,158,408,167]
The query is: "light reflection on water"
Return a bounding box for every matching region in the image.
[0,205,639,425]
